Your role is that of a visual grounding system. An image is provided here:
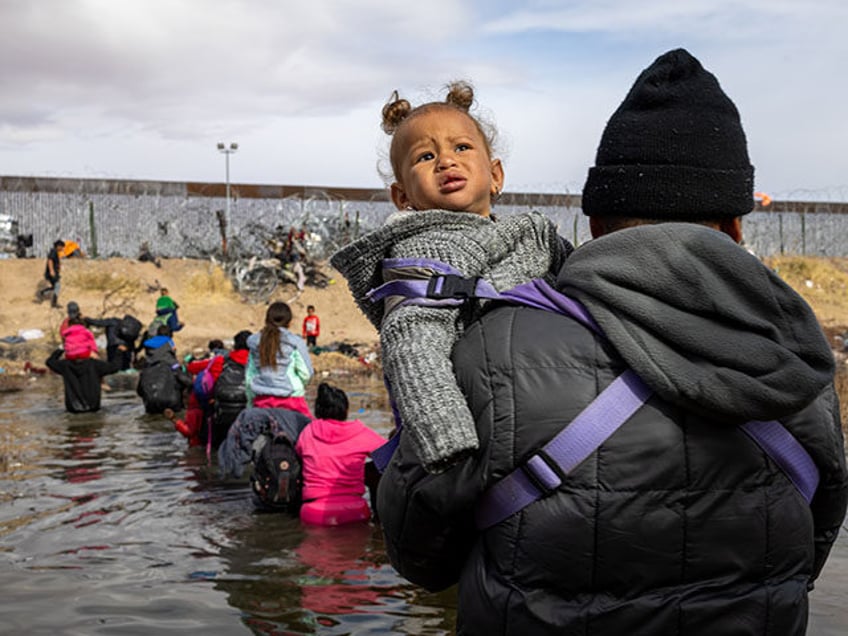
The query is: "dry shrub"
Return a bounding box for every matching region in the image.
[66,269,144,294]
[767,257,848,301]
[184,265,233,298]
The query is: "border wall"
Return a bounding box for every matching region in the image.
[1,175,847,259]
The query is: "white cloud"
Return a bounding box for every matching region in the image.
[0,0,845,199]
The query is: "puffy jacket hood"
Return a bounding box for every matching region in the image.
[559,223,834,421]
[146,342,178,366]
[305,418,367,444]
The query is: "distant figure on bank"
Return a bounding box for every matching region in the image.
[302,305,320,347]
[247,301,314,417]
[39,239,65,307]
[46,345,124,413]
[296,383,385,526]
[58,239,85,258]
[138,241,162,268]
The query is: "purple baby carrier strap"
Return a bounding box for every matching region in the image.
[740,420,819,505]
[363,258,820,519]
[476,376,820,530]
[475,369,651,530]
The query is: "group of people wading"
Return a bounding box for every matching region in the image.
[43,47,848,635]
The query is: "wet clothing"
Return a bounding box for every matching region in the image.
[212,349,250,446]
[217,407,311,479]
[60,324,98,360]
[46,348,119,413]
[136,345,192,414]
[331,209,570,472]
[179,354,227,448]
[246,328,313,399]
[378,224,848,635]
[296,418,385,526]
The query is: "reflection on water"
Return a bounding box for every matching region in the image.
[0,371,845,634]
[0,374,455,635]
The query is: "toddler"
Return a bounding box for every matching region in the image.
[331,81,571,472]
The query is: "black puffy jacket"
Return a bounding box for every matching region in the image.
[46,349,119,413]
[136,345,191,414]
[211,354,248,447]
[377,225,848,635]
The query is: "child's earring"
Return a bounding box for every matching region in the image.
[492,187,500,202]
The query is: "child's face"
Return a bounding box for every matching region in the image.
[390,108,504,218]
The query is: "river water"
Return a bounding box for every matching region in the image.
[1,374,846,635]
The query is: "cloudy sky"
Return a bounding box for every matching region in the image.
[1,0,846,200]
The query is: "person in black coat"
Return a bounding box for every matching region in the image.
[46,347,122,413]
[210,329,252,448]
[84,314,142,371]
[376,49,848,635]
[40,239,64,307]
[136,342,192,415]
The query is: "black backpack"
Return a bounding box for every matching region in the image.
[213,356,246,405]
[117,314,142,342]
[250,433,303,513]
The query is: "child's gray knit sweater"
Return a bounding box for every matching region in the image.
[331,210,569,472]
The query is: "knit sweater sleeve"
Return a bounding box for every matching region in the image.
[381,303,478,472]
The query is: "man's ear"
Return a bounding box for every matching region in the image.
[390,183,409,210]
[720,217,743,244]
[490,159,504,196]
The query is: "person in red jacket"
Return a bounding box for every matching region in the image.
[166,339,227,448]
[302,305,320,347]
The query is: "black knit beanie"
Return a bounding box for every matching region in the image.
[582,48,754,219]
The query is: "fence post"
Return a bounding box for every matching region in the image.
[88,200,98,258]
[801,211,806,256]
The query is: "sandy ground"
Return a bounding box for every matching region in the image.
[0,256,378,373]
[1,253,846,371]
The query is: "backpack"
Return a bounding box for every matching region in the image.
[250,433,303,513]
[192,358,216,406]
[213,355,246,405]
[147,314,169,338]
[117,314,142,342]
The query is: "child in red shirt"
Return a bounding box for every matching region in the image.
[302,305,320,347]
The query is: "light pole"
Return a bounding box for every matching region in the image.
[216,142,238,244]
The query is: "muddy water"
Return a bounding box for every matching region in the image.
[1,374,846,635]
[0,375,455,635]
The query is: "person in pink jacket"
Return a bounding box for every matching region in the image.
[60,314,98,361]
[296,383,385,526]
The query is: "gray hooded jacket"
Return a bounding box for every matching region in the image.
[378,223,847,634]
